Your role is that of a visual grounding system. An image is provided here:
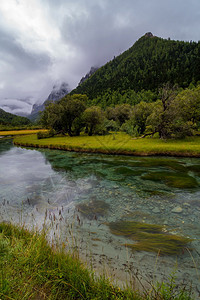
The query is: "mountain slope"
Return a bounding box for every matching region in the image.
[71,33,200,99]
[0,108,31,126]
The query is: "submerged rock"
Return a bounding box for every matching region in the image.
[171,206,183,213]
[152,207,160,213]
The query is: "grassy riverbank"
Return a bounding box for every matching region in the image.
[14,132,200,157]
[0,222,193,299]
[0,129,46,136]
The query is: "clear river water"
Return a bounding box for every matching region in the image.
[0,138,200,297]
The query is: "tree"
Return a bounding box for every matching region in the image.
[130,101,154,134]
[106,104,132,126]
[83,106,105,136]
[40,94,87,136]
[59,95,86,136]
[146,85,199,138]
[171,85,200,126]
[40,101,64,132]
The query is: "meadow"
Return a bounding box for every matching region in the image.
[13,132,200,157]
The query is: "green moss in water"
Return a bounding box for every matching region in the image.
[187,164,200,176]
[125,232,191,255]
[115,167,142,176]
[142,171,198,189]
[76,199,110,219]
[108,221,192,255]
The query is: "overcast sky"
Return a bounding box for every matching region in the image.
[0,0,200,115]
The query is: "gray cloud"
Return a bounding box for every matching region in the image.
[0,0,200,115]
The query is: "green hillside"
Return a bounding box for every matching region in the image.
[72,33,200,100]
[0,108,31,126]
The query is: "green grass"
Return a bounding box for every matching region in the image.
[14,132,200,157]
[0,129,47,136]
[0,223,193,299]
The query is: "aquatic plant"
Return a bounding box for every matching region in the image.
[76,198,110,219]
[108,221,192,255]
[142,171,198,189]
[115,166,142,176]
[187,164,200,176]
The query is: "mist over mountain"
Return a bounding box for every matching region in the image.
[78,66,99,86]
[29,82,70,121]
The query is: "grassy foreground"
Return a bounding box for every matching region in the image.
[14,132,200,157]
[0,223,193,299]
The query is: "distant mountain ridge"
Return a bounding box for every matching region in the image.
[71,33,200,99]
[0,108,30,126]
[29,82,70,121]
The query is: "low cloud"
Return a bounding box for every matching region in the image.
[0,0,200,115]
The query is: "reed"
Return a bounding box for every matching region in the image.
[0,222,194,299]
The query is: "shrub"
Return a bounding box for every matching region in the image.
[37,129,55,139]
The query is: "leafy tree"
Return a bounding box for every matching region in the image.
[130,101,154,134]
[59,95,86,136]
[83,106,105,136]
[171,85,200,126]
[146,85,199,138]
[106,104,132,126]
[40,102,64,132]
[40,94,87,136]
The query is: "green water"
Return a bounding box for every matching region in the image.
[0,138,200,296]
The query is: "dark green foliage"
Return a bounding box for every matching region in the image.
[146,85,200,138]
[106,104,132,126]
[0,108,31,126]
[142,171,198,189]
[83,106,105,136]
[37,129,55,139]
[87,89,157,108]
[72,34,200,101]
[40,94,87,136]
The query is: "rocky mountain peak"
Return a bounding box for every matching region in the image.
[78,66,99,86]
[144,32,154,38]
[30,82,70,120]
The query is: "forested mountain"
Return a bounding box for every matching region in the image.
[72,33,200,100]
[0,108,31,126]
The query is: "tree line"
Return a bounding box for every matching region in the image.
[40,84,200,139]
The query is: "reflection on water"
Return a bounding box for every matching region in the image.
[0,138,200,297]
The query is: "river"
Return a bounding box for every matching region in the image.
[0,138,200,297]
